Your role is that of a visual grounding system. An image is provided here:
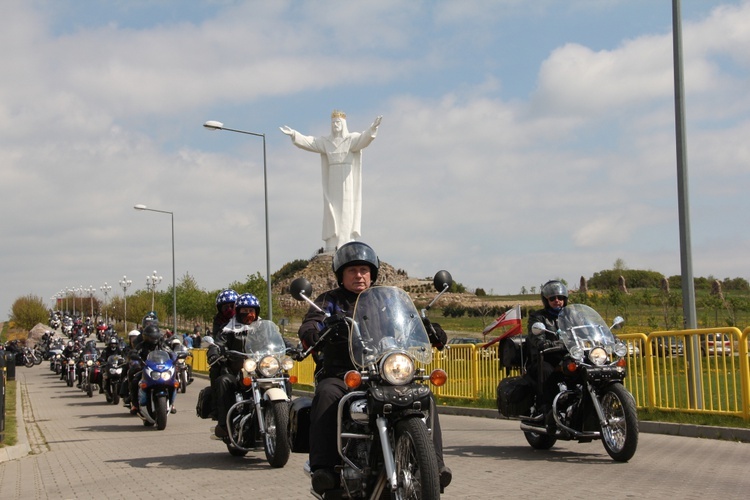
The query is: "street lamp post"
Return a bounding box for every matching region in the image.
[203,120,273,321]
[100,282,112,323]
[68,287,75,316]
[145,270,163,311]
[119,276,132,331]
[134,204,177,335]
[86,285,95,319]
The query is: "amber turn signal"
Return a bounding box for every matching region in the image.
[344,370,362,389]
[429,369,448,387]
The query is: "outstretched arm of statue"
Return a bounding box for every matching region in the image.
[279,125,295,136]
[371,116,382,130]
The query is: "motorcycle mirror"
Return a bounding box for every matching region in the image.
[433,270,453,292]
[531,322,549,336]
[611,316,625,330]
[290,277,313,301]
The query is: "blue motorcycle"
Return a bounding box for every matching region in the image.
[137,349,177,430]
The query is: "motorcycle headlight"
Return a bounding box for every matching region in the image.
[110,367,122,375]
[380,352,415,386]
[150,370,161,381]
[160,372,172,381]
[568,346,584,361]
[589,347,608,366]
[243,358,257,373]
[177,358,185,365]
[281,356,294,371]
[86,360,93,367]
[258,356,280,377]
[613,342,628,357]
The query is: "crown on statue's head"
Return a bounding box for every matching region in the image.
[331,109,347,119]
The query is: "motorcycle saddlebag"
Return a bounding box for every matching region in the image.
[289,396,312,453]
[196,386,213,419]
[496,376,533,418]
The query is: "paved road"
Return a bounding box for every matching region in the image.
[2,363,750,499]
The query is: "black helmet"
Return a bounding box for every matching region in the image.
[142,324,162,344]
[541,280,568,309]
[142,312,158,329]
[332,241,380,284]
[108,336,119,347]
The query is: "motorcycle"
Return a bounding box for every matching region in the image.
[80,352,98,397]
[102,354,126,405]
[288,271,451,499]
[175,350,191,394]
[62,353,77,387]
[135,349,178,430]
[205,320,294,466]
[495,303,639,462]
[22,347,37,368]
[49,348,64,374]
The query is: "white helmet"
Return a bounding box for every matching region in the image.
[128,329,140,338]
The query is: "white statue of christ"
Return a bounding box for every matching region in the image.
[280,111,382,252]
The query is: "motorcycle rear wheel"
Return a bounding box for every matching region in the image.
[393,418,441,500]
[263,400,291,468]
[600,383,639,462]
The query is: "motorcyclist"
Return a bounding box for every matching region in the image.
[127,313,170,412]
[210,289,238,381]
[170,337,194,386]
[121,330,141,405]
[207,292,262,437]
[60,340,77,380]
[527,280,569,427]
[298,241,452,494]
[77,340,99,388]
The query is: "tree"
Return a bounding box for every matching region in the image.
[10,294,49,330]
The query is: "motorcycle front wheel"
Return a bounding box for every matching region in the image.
[25,359,35,368]
[66,372,74,387]
[393,418,441,500]
[86,382,93,398]
[263,400,291,468]
[179,370,187,394]
[600,383,639,462]
[155,395,168,430]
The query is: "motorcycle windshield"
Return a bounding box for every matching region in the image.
[236,320,287,360]
[147,350,172,364]
[556,304,619,351]
[107,355,124,365]
[350,286,432,369]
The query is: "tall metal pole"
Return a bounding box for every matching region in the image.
[672,0,701,407]
[134,205,177,335]
[203,121,273,321]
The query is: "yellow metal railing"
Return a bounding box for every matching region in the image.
[189,328,750,420]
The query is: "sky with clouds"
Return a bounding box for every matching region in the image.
[2,0,749,319]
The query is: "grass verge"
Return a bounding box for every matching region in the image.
[0,380,18,447]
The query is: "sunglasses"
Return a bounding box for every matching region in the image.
[547,295,565,302]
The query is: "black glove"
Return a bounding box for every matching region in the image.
[300,330,321,349]
[423,318,447,350]
[324,313,349,338]
[207,344,224,364]
[539,340,554,351]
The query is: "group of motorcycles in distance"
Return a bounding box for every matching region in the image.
[33,312,192,430]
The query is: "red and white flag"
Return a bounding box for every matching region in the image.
[482,305,523,347]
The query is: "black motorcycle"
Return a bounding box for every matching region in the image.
[203,321,294,466]
[496,303,639,462]
[288,272,451,499]
[102,354,126,404]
